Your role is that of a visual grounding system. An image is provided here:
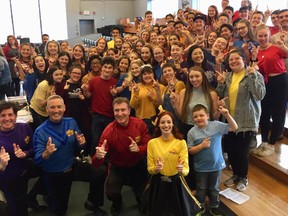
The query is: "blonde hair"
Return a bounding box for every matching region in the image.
[126,59,144,83]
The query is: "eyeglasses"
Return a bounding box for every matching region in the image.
[236,26,247,31]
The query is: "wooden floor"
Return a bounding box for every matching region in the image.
[220,138,288,216]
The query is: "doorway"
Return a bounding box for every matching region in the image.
[79,19,95,36]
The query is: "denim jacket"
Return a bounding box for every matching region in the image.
[216,68,266,132]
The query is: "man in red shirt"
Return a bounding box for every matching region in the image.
[82,57,117,155]
[93,97,150,216]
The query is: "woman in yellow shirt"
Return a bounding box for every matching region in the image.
[143,111,201,215]
[130,64,165,135]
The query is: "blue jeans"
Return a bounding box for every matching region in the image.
[91,113,114,155]
[196,170,221,208]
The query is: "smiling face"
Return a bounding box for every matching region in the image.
[162,66,176,83]
[69,68,82,83]
[47,42,58,56]
[58,55,69,68]
[21,45,31,58]
[171,44,183,61]
[113,102,131,126]
[192,109,209,129]
[189,70,203,88]
[208,6,216,18]
[90,58,101,73]
[207,32,217,46]
[140,47,151,62]
[46,98,66,123]
[118,58,129,73]
[191,48,204,65]
[279,11,288,29]
[52,69,64,83]
[256,28,270,49]
[101,63,114,79]
[153,47,164,63]
[35,56,46,72]
[212,37,227,52]
[0,108,17,131]
[142,71,154,84]
[228,52,245,72]
[158,114,174,136]
[130,63,141,77]
[73,45,84,60]
[251,13,263,27]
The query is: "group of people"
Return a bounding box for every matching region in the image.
[1,0,288,215]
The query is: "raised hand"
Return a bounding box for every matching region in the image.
[46,137,57,155]
[248,62,259,74]
[75,131,86,146]
[128,136,139,152]
[110,85,118,96]
[201,137,211,148]
[217,96,228,108]
[218,106,229,116]
[215,70,228,85]
[176,159,184,174]
[147,88,155,100]
[0,147,10,171]
[95,139,107,159]
[64,81,70,90]
[13,143,26,158]
[155,157,164,172]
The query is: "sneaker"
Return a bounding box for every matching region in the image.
[251,142,267,155]
[28,199,47,211]
[236,178,248,192]
[111,201,122,216]
[257,144,275,157]
[225,175,239,187]
[210,207,222,216]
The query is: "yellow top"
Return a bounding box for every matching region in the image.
[107,40,115,49]
[82,72,97,84]
[29,80,52,117]
[147,135,189,176]
[229,68,245,117]
[130,83,165,119]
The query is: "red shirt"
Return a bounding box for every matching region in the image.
[89,76,117,117]
[92,117,150,167]
[257,45,286,83]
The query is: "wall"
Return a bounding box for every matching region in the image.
[66,0,139,39]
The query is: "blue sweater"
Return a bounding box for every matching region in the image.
[34,117,82,173]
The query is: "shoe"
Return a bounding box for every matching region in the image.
[111,201,122,216]
[28,199,47,211]
[257,144,275,157]
[94,207,108,216]
[84,200,107,216]
[251,142,267,155]
[224,175,239,187]
[83,155,92,164]
[210,207,222,216]
[236,178,248,191]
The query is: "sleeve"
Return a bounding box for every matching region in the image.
[178,140,189,176]
[33,128,48,166]
[248,71,266,101]
[147,139,157,175]
[136,120,150,156]
[213,121,229,135]
[130,85,140,109]
[22,124,35,158]
[187,129,195,148]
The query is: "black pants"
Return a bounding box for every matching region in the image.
[260,73,288,144]
[106,160,147,205]
[44,160,106,216]
[223,131,253,178]
[29,107,48,131]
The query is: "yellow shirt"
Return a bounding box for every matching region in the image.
[147,136,189,176]
[82,72,98,85]
[29,80,52,117]
[130,83,165,119]
[229,68,245,117]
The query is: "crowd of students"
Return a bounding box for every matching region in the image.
[0,0,288,215]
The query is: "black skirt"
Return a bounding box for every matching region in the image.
[140,173,202,216]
